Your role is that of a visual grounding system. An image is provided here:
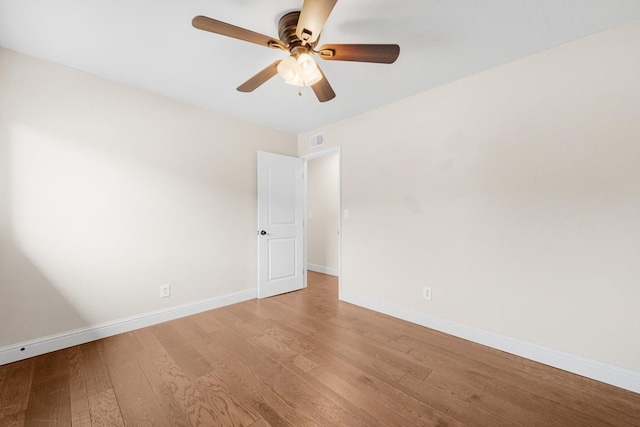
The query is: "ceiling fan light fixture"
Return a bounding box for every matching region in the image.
[277,53,323,87]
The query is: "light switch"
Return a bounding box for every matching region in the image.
[343,209,350,220]
[308,211,313,218]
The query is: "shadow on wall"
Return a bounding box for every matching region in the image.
[0,238,88,346]
[0,126,87,347]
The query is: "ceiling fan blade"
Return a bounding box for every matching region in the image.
[317,44,400,64]
[192,15,285,49]
[296,0,338,45]
[311,65,336,102]
[237,61,282,92]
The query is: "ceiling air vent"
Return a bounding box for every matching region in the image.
[309,133,324,149]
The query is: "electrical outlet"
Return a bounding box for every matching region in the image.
[160,284,171,298]
[423,286,432,300]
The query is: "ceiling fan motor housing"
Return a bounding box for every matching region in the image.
[278,11,318,55]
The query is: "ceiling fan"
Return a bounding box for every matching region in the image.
[192,0,400,102]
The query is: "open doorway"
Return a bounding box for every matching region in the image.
[303,148,341,291]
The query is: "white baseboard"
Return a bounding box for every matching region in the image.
[0,288,257,366]
[307,263,339,276]
[339,290,640,394]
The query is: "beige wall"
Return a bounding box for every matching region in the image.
[307,154,340,271]
[0,48,296,347]
[298,21,640,371]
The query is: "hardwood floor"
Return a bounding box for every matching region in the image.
[1,271,639,426]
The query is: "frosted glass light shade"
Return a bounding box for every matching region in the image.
[277,55,298,83]
[304,68,322,85]
[277,54,323,87]
[288,73,303,87]
[297,53,318,79]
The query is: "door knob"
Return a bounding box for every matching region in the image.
[260,230,267,235]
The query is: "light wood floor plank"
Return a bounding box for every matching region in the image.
[152,322,213,380]
[79,342,112,398]
[102,354,170,426]
[0,411,26,427]
[134,350,191,426]
[199,349,294,427]
[87,388,124,427]
[0,359,34,418]
[628,390,640,404]
[152,353,219,426]
[68,347,91,427]
[24,350,71,426]
[247,419,272,427]
[195,372,261,426]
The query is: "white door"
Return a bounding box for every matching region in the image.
[257,151,305,298]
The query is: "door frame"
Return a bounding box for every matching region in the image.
[300,146,342,294]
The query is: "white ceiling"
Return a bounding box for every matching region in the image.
[1,1,639,134]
